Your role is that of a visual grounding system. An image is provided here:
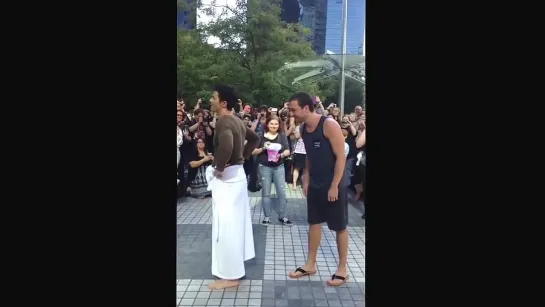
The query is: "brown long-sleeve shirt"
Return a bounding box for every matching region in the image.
[213,114,260,172]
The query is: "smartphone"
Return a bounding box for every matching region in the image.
[271,108,278,112]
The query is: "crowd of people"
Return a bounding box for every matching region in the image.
[177,95,366,218]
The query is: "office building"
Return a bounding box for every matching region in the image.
[325,0,365,54]
[281,0,301,23]
[177,0,196,29]
[282,0,327,55]
[177,11,196,29]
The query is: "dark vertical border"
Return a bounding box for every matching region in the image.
[14,0,177,305]
[7,0,525,304]
[365,0,509,305]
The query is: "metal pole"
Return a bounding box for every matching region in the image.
[339,0,348,116]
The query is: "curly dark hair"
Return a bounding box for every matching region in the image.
[213,84,238,111]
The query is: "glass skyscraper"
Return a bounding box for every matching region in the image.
[177,0,196,30]
[288,0,327,55]
[325,0,365,54]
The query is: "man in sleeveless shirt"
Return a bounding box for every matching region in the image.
[286,92,350,286]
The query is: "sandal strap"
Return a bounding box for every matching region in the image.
[295,267,308,274]
[331,274,347,281]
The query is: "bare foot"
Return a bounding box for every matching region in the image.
[288,264,317,278]
[291,184,297,190]
[327,267,349,286]
[208,279,240,290]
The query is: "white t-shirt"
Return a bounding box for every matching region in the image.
[177,127,183,147]
[294,125,306,154]
[344,142,349,157]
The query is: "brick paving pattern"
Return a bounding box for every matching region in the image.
[177,184,365,307]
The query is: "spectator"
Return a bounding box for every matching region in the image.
[251,106,269,133]
[177,110,185,127]
[354,127,366,217]
[340,115,358,177]
[328,106,341,123]
[177,111,192,197]
[349,112,357,124]
[242,113,253,128]
[177,125,183,185]
[354,105,365,122]
[188,109,213,148]
[188,137,214,199]
[291,121,306,190]
[177,100,184,112]
[242,114,256,182]
[252,115,293,226]
[202,109,216,152]
[243,104,252,114]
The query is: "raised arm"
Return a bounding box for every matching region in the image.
[356,128,366,149]
[250,118,259,131]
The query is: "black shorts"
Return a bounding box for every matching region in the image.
[307,185,348,231]
[293,153,306,169]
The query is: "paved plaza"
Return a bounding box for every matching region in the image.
[177,185,365,307]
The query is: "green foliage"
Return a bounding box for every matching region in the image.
[178,0,317,107]
[177,0,364,111]
[177,30,220,108]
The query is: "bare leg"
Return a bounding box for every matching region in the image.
[289,223,322,278]
[328,229,349,286]
[208,279,240,290]
[292,168,300,190]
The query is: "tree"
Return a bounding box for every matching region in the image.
[198,0,316,106]
[177,29,224,107]
[177,0,363,110]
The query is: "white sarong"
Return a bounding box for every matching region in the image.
[207,165,255,279]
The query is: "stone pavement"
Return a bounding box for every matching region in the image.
[177,185,365,307]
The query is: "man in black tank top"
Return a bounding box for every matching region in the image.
[286,92,350,286]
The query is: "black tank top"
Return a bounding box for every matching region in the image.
[302,116,347,189]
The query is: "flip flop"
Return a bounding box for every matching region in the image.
[288,267,316,279]
[327,274,349,286]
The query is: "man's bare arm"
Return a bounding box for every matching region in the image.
[243,127,260,159]
[324,118,346,188]
[214,129,233,172]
